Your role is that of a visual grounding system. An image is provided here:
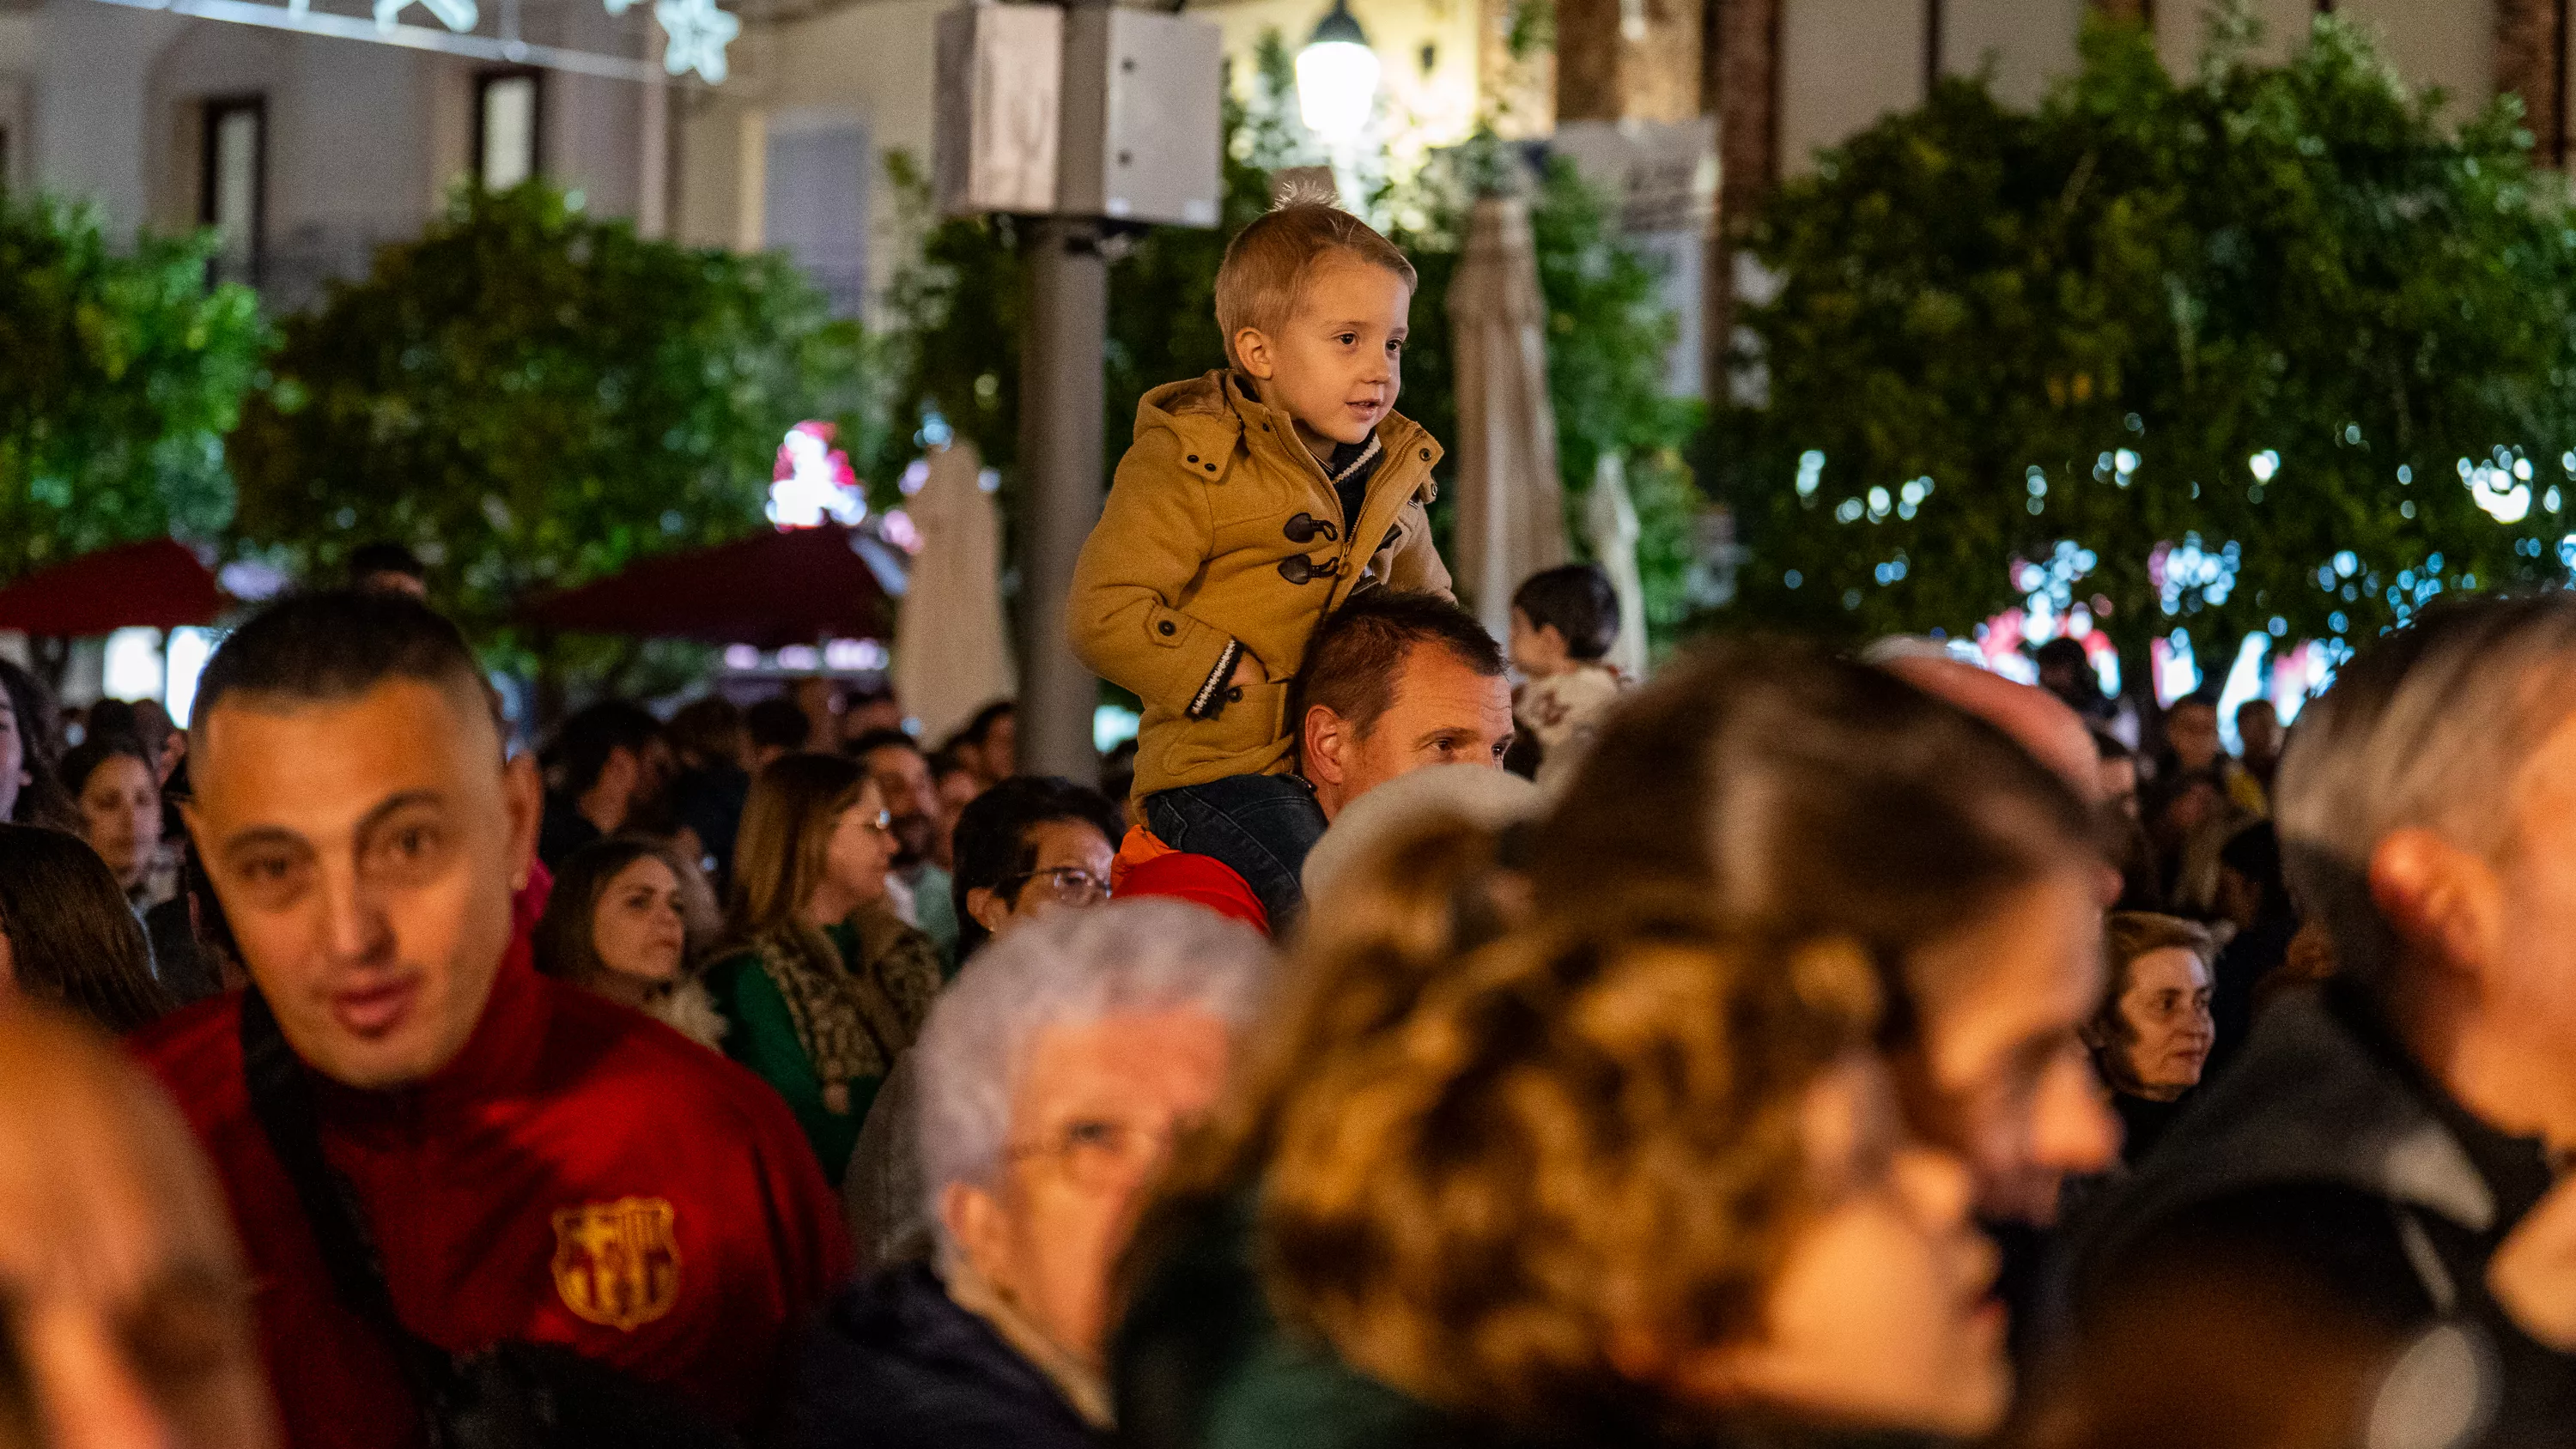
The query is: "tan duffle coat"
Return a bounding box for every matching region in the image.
[1067,370,1453,798]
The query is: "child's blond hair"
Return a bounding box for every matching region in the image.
[1214,196,1418,373]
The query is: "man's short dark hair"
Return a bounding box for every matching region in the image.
[2170,690,2222,717]
[348,542,427,586]
[744,697,811,753]
[667,695,744,766]
[847,728,924,762]
[949,775,1122,958]
[550,700,663,797]
[190,590,483,731]
[1292,591,1504,743]
[950,700,1015,750]
[1510,565,1618,662]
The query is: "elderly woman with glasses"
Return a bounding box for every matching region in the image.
[781,899,1269,1449]
[949,776,1125,961]
[704,751,945,1184]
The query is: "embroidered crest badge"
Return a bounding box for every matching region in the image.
[550,1197,682,1331]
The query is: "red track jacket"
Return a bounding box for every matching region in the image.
[133,937,853,1448]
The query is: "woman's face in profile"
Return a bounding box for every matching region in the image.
[1669,1054,2011,1439]
[588,855,687,985]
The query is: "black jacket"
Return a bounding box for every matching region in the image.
[780,1262,1101,1449]
[2068,984,2575,1447]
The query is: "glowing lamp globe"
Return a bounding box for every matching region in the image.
[1297,1,1379,143]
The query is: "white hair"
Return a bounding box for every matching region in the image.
[913,898,1272,1252]
[2275,593,2576,991]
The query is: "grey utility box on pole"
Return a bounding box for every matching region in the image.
[933,0,1223,785]
[936,4,1223,225]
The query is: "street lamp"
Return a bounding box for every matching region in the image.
[1297,0,1379,143]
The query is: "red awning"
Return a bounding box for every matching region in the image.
[525,524,898,650]
[0,540,223,636]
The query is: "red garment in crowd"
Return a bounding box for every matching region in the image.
[133,936,853,1449]
[1111,826,1271,936]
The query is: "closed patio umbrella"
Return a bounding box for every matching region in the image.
[1585,453,1650,681]
[1446,192,1567,638]
[894,440,1017,745]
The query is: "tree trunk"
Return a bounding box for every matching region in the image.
[2496,0,2569,170]
[1558,0,1704,124]
[1702,0,1779,391]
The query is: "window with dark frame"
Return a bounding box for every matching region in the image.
[475,70,543,190]
[200,97,266,288]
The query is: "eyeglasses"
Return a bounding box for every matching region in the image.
[1004,866,1111,906]
[1005,1118,1178,1191]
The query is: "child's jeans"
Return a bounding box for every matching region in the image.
[1142,774,1327,932]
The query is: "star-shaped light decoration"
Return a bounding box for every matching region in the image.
[655,0,739,84]
[375,0,476,32]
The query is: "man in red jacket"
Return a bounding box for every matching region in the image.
[133,591,852,1448]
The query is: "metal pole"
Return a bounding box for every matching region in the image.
[1016,213,1108,782]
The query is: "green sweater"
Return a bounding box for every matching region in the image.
[1113,1187,1946,1449]
[703,917,939,1186]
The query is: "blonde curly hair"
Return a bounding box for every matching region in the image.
[1260,907,1883,1433]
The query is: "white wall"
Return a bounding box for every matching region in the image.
[1769,0,2514,179]
[1942,0,2081,110]
[1779,0,1925,171]
[2341,0,2496,121]
[32,1,188,231]
[673,0,944,312]
[2156,0,2312,75]
[0,14,33,191]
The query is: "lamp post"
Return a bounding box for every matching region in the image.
[1296,0,1379,145]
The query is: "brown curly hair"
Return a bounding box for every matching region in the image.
[1260,909,1883,1434]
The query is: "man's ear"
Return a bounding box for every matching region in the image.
[1233,327,1277,381]
[966,885,1010,934]
[2369,827,2497,981]
[1303,705,1350,787]
[502,750,543,893]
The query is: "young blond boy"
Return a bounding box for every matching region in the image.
[1067,198,1452,922]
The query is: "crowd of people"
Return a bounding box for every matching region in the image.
[3,191,2573,1449]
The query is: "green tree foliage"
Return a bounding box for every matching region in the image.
[0,193,266,581]
[878,31,1700,636]
[231,184,877,659]
[1719,13,2576,670]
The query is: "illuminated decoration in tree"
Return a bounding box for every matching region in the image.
[2464,450,2533,524]
[769,421,866,529]
[1296,0,1379,143]
[656,0,740,83]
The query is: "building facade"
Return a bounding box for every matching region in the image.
[0,0,2554,360]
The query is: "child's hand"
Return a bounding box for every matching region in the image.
[1230,650,1266,688]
